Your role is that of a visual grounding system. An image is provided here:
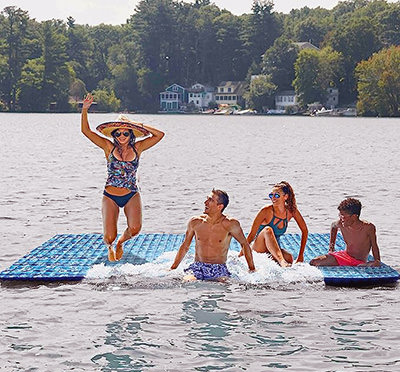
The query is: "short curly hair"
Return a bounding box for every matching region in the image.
[338,198,362,217]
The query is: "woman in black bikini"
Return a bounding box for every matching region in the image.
[81,93,164,261]
[240,181,308,267]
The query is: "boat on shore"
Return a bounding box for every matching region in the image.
[213,104,240,115]
[213,108,231,115]
[338,108,357,117]
[233,109,256,115]
[266,109,286,115]
[310,107,357,117]
[314,107,334,116]
[201,109,215,114]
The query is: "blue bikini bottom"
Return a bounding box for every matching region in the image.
[103,190,137,208]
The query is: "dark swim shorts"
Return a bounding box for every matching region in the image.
[184,262,231,280]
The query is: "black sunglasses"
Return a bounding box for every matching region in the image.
[115,131,130,138]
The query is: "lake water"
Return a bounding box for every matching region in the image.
[0,113,399,371]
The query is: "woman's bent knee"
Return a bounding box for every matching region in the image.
[128,224,141,237]
[262,226,275,238]
[104,233,117,246]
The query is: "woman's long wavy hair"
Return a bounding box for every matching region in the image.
[111,129,138,159]
[274,181,297,214]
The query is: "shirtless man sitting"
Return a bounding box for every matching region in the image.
[310,198,381,267]
[170,189,256,280]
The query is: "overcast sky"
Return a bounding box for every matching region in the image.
[0,0,361,25]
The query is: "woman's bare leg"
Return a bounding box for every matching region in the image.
[102,195,120,261]
[252,227,291,267]
[281,248,293,264]
[115,193,142,260]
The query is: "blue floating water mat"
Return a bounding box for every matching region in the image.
[0,233,398,286]
[280,234,400,286]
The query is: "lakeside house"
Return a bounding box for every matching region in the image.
[187,83,215,109]
[159,83,186,112]
[215,81,246,108]
[275,90,297,111]
[159,81,246,112]
[274,88,339,113]
[158,77,337,114]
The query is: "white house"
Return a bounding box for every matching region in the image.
[159,83,186,112]
[275,88,339,111]
[187,83,215,109]
[275,90,297,111]
[215,81,246,108]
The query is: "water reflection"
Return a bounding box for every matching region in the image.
[180,291,241,370]
[182,294,233,340]
[179,290,306,370]
[91,315,157,371]
[90,289,311,370]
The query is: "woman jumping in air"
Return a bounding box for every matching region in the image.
[81,93,164,261]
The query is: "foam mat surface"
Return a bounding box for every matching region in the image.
[1,233,398,286]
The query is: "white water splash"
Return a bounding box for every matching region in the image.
[227,252,323,286]
[86,251,184,280]
[86,251,323,286]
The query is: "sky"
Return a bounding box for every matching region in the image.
[1,0,350,25]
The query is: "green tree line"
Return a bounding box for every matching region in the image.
[1,0,400,115]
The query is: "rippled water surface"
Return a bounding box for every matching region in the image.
[1,113,399,371]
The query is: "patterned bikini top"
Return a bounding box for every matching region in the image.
[105,147,139,192]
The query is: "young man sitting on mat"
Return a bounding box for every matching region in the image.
[310,198,381,267]
[170,189,256,280]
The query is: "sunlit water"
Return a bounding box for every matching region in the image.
[1,113,399,371]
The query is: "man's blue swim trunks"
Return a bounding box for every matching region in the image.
[184,262,231,280]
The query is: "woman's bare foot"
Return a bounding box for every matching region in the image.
[115,241,124,261]
[282,249,294,264]
[278,259,291,268]
[108,246,116,262]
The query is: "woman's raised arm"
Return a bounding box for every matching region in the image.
[81,93,111,151]
[135,123,165,155]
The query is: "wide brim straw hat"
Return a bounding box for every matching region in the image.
[96,114,150,138]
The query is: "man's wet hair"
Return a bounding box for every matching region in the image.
[212,189,229,212]
[338,198,362,217]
